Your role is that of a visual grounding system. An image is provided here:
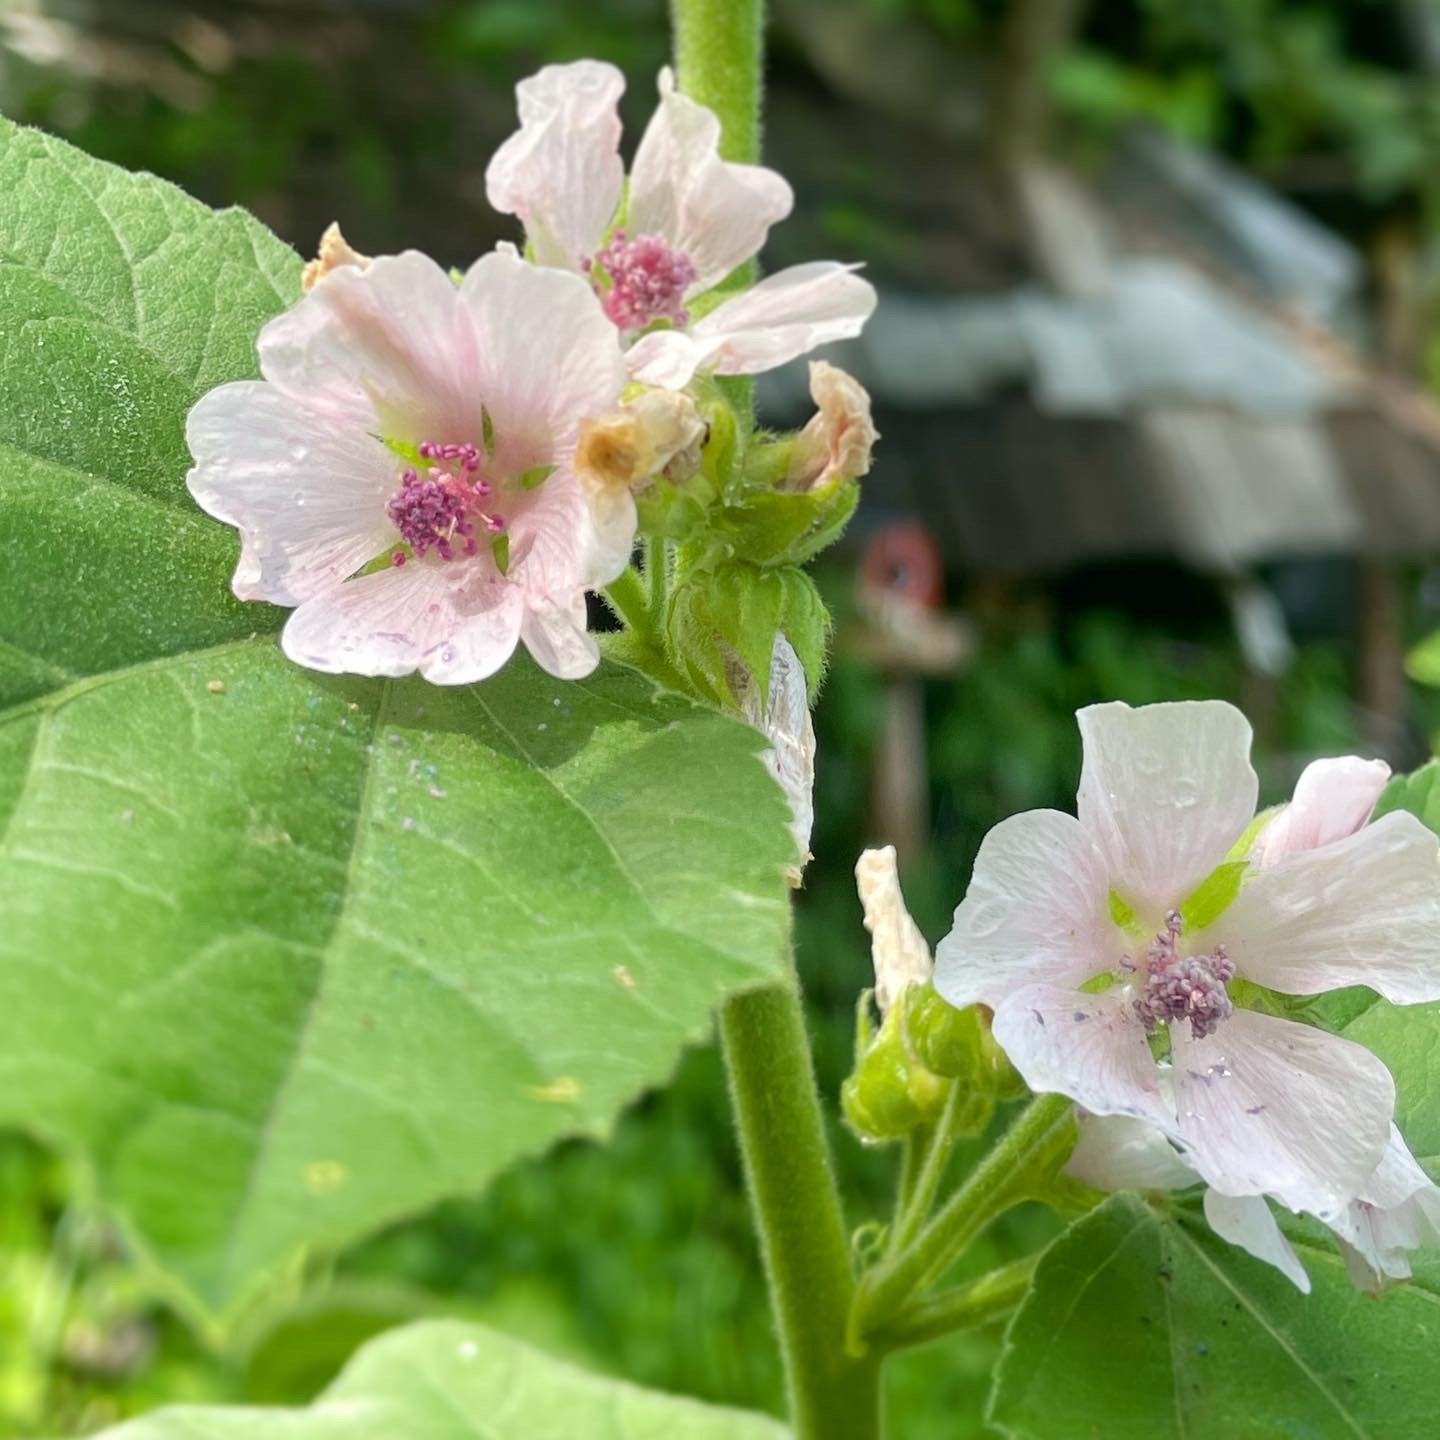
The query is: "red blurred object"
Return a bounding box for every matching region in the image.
[860,521,944,612]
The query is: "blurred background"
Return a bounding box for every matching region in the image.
[6,0,1440,1434]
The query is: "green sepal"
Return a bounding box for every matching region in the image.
[491,532,510,575]
[841,990,947,1142]
[712,470,860,569]
[381,435,423,466]
[905,986,995,1136]
[632,379,741,544]
[1179,860,1246,932]
[517,464,554,490]
[665,562,829,708]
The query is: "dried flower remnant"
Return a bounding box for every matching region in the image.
[855,844,932,1015]
[737,636,816,886]
[486,61,877,388]
[786,362,878,491]
[300,222,372,292]
[574,388,707,527]
[934,701,1440,1217]
[186,248,633,683]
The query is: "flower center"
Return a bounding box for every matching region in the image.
[586,230,698,332]
[385,440,504,566]
[1126,910,1235,1041]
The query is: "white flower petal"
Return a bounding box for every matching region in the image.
[1170,1009,1394,1215]
[281,563,524,684]
[1076,701,1257,917]
[1323,1126,1440,1290]
[992,984,1170,1126]
[520,594,600,680]
[625,328,705,389]
[1251,756,1391,867]
[1066,1114,1199,1192]
[1202,1191,1311,1293]
[257,252,481,441]
[460,250,627,470]
[1217,812,1440,1003]
[934,809,1118,1010]
[855,845,931,1012]
[484,59,626,270]
[682,262,878,377]
[186,381,395,605]
[628,68,793,293]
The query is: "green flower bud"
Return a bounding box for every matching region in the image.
[841,990,947,1142]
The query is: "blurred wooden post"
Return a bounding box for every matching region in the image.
[1362,221,1420,755]
[850,523,972,866]
[874,677,929,866]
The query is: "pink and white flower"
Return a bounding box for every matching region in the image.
[485,60,877,389]
[187,247,634,684]
[934,701,1440,1216]
[1068,1113,1440,1294]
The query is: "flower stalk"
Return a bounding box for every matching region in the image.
[868,1254,1042,1355]
[852,1093,1075,1344]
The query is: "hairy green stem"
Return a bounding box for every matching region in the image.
[674,0,880,1430]
[890,1081,965,1254]
[644,537,670,620]
[603,567,652,637]
[870,1254,1041,1354]
[853,1093,1074,1341]
[671,0,764,165]
[722,979,883,1439]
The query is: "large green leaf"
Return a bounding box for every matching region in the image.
[0,118,794,1316]
[89,1321,790,1438]
[990,1194,1440,1440]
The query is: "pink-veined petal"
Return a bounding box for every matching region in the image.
[1251,756,1391,867]
[519,593,600,680]
[186,381,396,605]
[1170,1009,1394,1215]
[628,68,793,293]
[484,59,625,270]
[459,250,627,470]
[257,252,481,441]
[506,465,630,603]
[281,562,524,685]
[992,984,1170,1127]
[682,262,878,377]
[1066,1114,1199,1192]
[934,809,1118,1010]
[1202,1191,1311,1293]
[1076,701,1257,918]
[1215,812,1440,1003]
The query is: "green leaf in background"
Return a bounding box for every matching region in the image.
[990,1193,1440,1440]
[1373,758,1440,832]
[88,1321,790,1439]
[0,118,794,1320]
